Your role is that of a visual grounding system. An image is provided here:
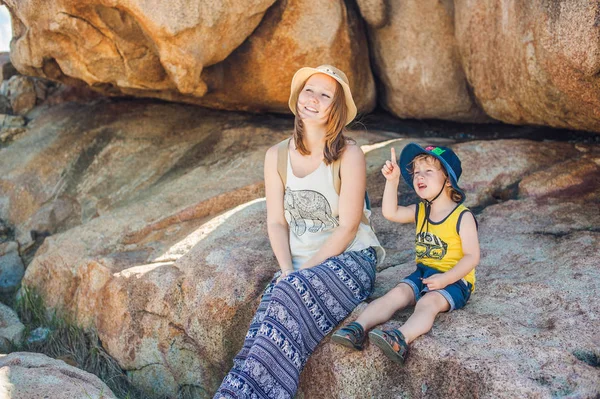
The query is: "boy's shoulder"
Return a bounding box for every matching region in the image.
[456,205,478,232]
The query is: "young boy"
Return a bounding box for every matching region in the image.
[331,143,480,364]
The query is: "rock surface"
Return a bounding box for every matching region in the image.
[365,0,489,123]
[0,114,26,142]
[3,1,600,131]
[4,0,277,100]
[0,352,118,398]
[454,0,600,131]
[0,53,18,82]
[0,242,24,293]
[0,302,24,352]
[0,100,596,397]
[2,100,388,396]
[0,95,12,115]
[197,0,376,115]
[298,196,600,399]
[3,75,37,115]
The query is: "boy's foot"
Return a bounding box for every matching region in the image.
[331,321,366,350]
[368,328,409,365]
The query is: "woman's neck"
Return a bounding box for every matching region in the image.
[301,123,327,155]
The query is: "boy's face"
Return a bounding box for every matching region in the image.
[412,158,448,201]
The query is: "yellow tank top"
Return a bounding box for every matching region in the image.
[415,202,476,290]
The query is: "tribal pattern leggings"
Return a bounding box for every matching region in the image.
[213,247,376,399]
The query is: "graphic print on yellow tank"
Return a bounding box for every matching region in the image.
[415,231,448,261]
[284,189,339,236]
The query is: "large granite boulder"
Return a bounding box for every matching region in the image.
[197,0,376,114]
[0,53,18,82]
[0,302,24,352]
[361,0,600,130]
[3,0,375,115]
[0,352,118,398]
[3,0,276,99]
[362,0,489,122]
[297,144,600,398]
[0,100,286,251]
[454,0,600,131]
[3,100,388,396]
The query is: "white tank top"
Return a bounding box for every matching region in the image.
[284,155,385,270]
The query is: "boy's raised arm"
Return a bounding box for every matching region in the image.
[381,147,416,223]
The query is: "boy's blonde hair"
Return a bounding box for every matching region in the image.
[409,154,463,203]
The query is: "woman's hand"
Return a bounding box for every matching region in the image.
[276,269,294,283]
[381,147,400,182]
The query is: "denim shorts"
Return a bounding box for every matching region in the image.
[400,263,472,311]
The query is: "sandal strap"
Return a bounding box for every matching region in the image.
[338,321,365,342]
[388,329,406,345]
[385,329,408,354]
[345,322,364,336]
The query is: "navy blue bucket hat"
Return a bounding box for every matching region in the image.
[399,143,466,203]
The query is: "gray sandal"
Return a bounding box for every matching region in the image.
[369,328,409,364]
[331,321,366,350]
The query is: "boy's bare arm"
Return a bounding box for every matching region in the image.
[382,179,416,223]
[423,212,480,290]
[381,147,416,224]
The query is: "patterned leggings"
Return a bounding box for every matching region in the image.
[213,248,377,399]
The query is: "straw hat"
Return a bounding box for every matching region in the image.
[288,65,357,125]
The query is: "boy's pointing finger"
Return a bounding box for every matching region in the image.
[391,147,397,164]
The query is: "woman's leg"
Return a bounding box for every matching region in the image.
[214,249,376,399]
[229,274,279,372]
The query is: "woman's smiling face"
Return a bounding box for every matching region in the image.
[296,73,338,124]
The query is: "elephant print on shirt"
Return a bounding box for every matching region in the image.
[284,189,338,236]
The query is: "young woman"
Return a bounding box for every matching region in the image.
[213,65,384,399]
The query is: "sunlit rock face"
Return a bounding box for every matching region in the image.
[3,0,276,99]
[196,0,376,115]
[4,0,600,131]
[454,0,600,131]
[362,0,490,123]
[2,0,376,115]
[360,0,600,129]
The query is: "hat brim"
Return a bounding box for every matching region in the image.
[288,67,357,126]
[399,143,465,203]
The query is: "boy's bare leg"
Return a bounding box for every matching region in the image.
[399,291,449,344]
[355,283,415,331]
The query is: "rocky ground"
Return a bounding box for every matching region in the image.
[0,352,118,398]
[0,89,597,397]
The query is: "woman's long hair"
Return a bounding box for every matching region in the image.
[292,77,350,164]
